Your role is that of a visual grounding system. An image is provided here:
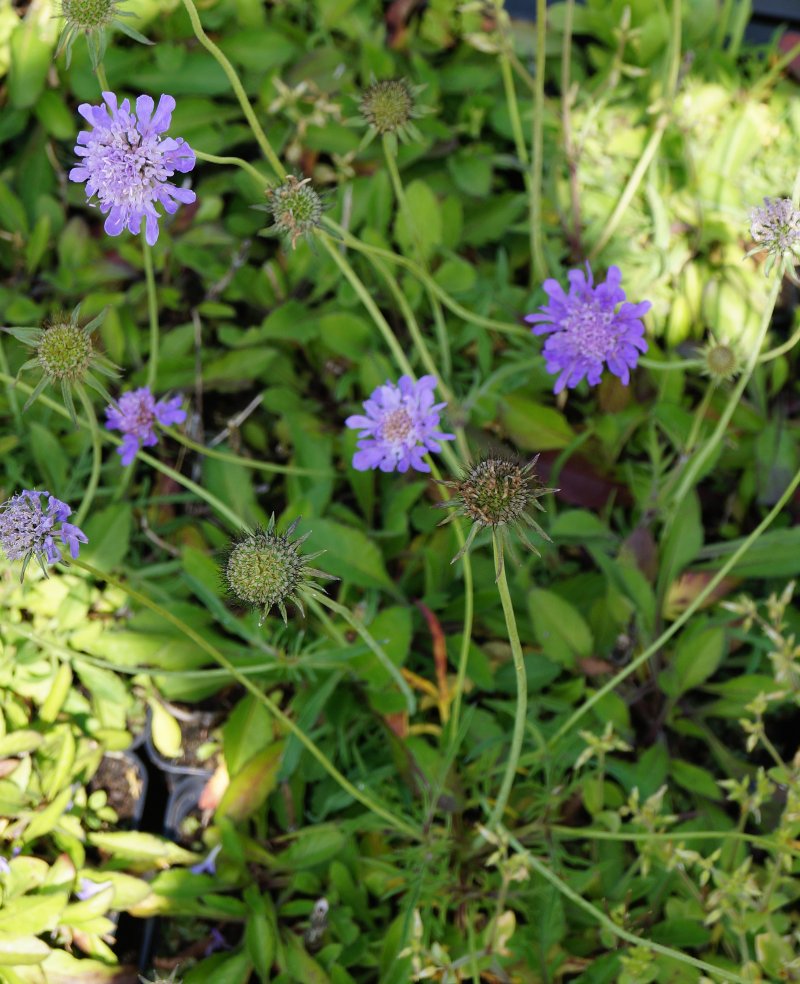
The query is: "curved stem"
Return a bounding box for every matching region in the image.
[70,558,419,840]
[180,0,285,179]
[667,274,782,519]
[164,425,333,477]
[194,149,268,187]
[319,233,414,376]
[507,833,749,984]
[549,457,800,747]
[639,356,703,371]
[309,591,416,714]
[74,385,103,526]
[142,232,159,391]
[382,136,451,378]
[487,533,527,829]
[530,0,548,282]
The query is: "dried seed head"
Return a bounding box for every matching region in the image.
[37,317,93,383]
[436,455,557,569]
[265,175,323,249]
[702,337,739,382]
[223,515,334,625]
[61,0,115,31]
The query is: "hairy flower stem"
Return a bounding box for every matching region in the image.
[71,558,420,840]
[180,0,285,179]
[427,457,474,743]
[550,458,800,747]
[310,591,416,714]
[142,233,159,390]
[74,384,102,527]
[382,136,452,379]
[487,533,526,829]
[530,0,548,282]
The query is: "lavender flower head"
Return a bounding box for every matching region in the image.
[69,92,196,246]
[0,490,88,580]
[525,264,651,394]
[345,374,454,473]
[105,387,186,466]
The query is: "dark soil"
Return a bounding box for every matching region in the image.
[90,754,146,825]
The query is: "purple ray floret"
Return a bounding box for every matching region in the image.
[345,374,454,474]
[0,490,88,579]
[105,387,187,466]
[69,92,196,246]
[525,264,651,394]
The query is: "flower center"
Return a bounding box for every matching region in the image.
[62,0,115,31]
[37,322,92,381]
[381,407,414,443]
[565,300,617,360]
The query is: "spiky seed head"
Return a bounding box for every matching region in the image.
[223,516,334,625]
[37,316,93,383]
[265,175,323,250]
[139,970,181,984]
[61,0,115,31]
[436,456,557,568]
[702,339,739,382]
[359,79,415,135]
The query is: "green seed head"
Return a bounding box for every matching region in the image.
[266,175,323,249]
[61,0,115,31]
[223,516,334,625]
[359,79,415,135]
[37,318,93,383]
[705,343,737,380]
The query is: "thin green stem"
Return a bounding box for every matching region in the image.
[487,533,527,829]
[310,592,416,714]
[683,380,716,455]
[639,356,703,371]
[165,426,333,477]
[142,232,159,391]
[194,149,269,187]
[427,457,474,740]
[305,595,347,646]
[507,833,749,984]
[319,233,414,375]
[546,825,791,852]
[70,559,419,840]
[530,0,548,282]
[95,63,110,93]
[499,51,536,286]
[179,0,285,179]
[381,137,451,379]
[548,458,800,747]
[74,385,103,527]
[668,274,782,518]
[322,220,529,338]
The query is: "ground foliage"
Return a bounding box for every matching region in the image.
[1,0,800,981]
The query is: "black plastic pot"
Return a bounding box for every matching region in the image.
[144,706,217,783]
[90,749,149,829]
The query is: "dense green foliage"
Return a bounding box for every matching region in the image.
[2,0,800,981]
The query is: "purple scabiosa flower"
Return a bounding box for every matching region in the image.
[76,878,112,901]
[105,387,186,466]
[190,843,221,876]
[525,264,651,394]
[0,490,88,581]
[69,92,196,246]
[345,374,454,473]
[204,928,232,957]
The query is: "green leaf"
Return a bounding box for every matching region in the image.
[22,787,73,844]
[185,950,253,984]
[87,832,199,867]
[8,17,51,109]
[223,695,274,776]
[148,699,183,759]
[0,892,69,936]
[244,887,276,983]
[0,730,43,757]
[660,624,726,698]
[0,934,51,965]
[500,394,574,450]
[670,759,723,801]
[297,518,394,592]
[80,504,133,570]
[283,933,331,983]
[393,180,442,261]
[279,824,347,870]
[217,742,284,822]
[657,490,703,602]
[529,588,593,667]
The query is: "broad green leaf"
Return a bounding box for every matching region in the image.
[529,588,593,667]
[244,887,276,982]
[223,695,274,776]
[22,787,73,844]
[0,730,42,757]
[148,699,183,759]
[297,518,393,592]
[279,824,347,870]
[670,759,723,801]
[393,180,442,261]
[87,832,198,867]
[0,892,69,936]
[0,934,50,965]
[80,504,132,570]
[217,742,284,822]
[8,17,51,109]
[500,394,574,450]
[660,625,726,698]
